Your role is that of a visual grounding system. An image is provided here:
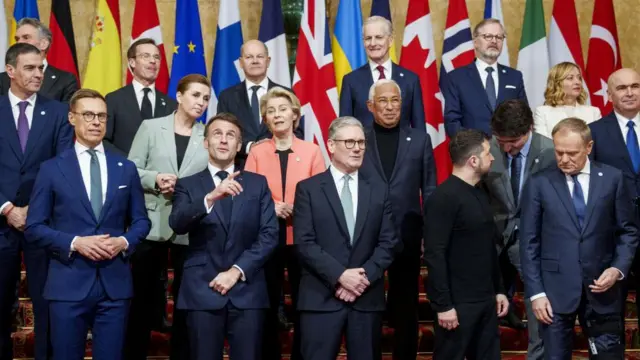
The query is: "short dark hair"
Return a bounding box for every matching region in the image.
[204,112,243,140]
[449,129,490,166]
[5,43,41,67]
[176,74,210,94]
[127,38,158,60]
[491,99,534,137]
[69,88,106,111]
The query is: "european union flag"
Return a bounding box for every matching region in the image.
[168,0,207,121]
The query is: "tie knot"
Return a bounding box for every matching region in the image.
[628,120,636,129]
[251,85,261,93]
[18,101,28,112]
[376,65,385,73]
[571,173,580,182]
[86,148,98,158]
[343,174,351,183]
[485,67,494,74]
[142,87,151,95]
[216,170,229,181]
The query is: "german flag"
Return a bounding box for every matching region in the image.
[47,0,79,84]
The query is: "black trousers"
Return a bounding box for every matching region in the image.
[123,240,188,360]
[433,299,501,360]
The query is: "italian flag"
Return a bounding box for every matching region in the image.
[517,0,549,108]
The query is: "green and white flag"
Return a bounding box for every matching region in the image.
[517,0,549,108]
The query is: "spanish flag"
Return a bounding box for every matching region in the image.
[83,0,121,95]
[10,0,39,45]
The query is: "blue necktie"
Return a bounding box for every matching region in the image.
[626,121,640,173]
[216,171,232,225]
[485,67,497,110]
[510,152,522,206]
[571,174,586,228]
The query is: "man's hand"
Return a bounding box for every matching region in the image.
[5,205,28,231]
[590,267,621,293]
[156,173,178,194]
[496,294,509,317]
[73,235,112,261]
[209,268,242,295]
[205,171,243,208]
[437,308,459,330]
[335,286,358,302]
[338,268,369,296]
[275,202,293,219]
[102,237,128,257]
[532,296,554,325]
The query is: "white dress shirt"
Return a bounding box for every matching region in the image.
[329,165,358,219]
[8,89,36,128]
[132,79,156,114]
[614,111,640,149]
[475,58,499,97]
[369,58,392,81]
[533,105,602,138]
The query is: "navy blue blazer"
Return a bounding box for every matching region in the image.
[339,63,426,132]
[169,169,278,311]
[441,61,527,137]
[24,148,151,301]
[360,126,436,247]
[293,170,401,312]
[520,163,638,314]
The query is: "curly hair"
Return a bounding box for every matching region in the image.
[543,62,588,106]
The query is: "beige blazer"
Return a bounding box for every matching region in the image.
[534,104,602,138]
[128,113,209,245]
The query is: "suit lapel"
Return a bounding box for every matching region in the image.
[179,123,204,176]
[160,115,179,173]
[390,128,411,182]
[466,63,493,112]
[524,134,542,179]
[604,115,635,173]
[498,151,516,208]
[58,150,95,222]
[352,175,370,246]
[496,65,507,104]
[237,81,259,134]
[40,67,58,96]
[320,171,350,242]
[154,92,170,117]
[124,85,143,123]
[582,164,603,232]
[0,96,22,161]
[365,128,387,182]
[23,97,48,162]
[549,168,581,231]
[98,152,124,223]
[227,173,247,240]
[200,171,229,234]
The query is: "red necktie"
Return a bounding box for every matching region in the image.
[376,65,386,80]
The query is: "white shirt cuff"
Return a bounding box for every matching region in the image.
[70,236,78,251]
[204,195,214,214]
[530,292,546,301]
[119,236,129,251]
[614,267,624,280]
[0,201,12,216]
[233,264,246,281]
[246,141,254,154]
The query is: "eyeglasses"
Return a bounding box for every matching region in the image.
[73,111,108,123]
[478,34,506,42]
[136,53,161,61]
[333,139,366,149]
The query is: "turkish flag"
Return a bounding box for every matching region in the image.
[585,0,621,115]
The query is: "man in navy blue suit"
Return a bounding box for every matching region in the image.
[169,112,278,360]
[24,88,151,360]
[441,18,527,137]
[520,117,638,358]
[359,79,436,360]
[339,16,425,131]
[294,116,401,360]
[0,42,73,360]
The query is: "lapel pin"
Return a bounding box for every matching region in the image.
[406,137,411,141]
[296,157,301,162]
[40,111,45,115]
[118,162,123,166]
[161,99,166,106]
[502,69,506,73]
[534,158,539,163]
[399,73,404,77]
[51,75,56,79]
[598,172,603,176]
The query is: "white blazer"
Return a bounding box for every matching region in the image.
[533,105,602,138]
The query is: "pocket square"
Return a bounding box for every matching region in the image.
[118,185,128,189]
[505,85,516,89]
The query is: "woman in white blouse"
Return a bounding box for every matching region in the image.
[534,62,601,138]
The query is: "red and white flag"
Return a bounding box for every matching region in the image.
[585,0,621,115]
[292,0,338,165]
[440,0,474,76]
[127,0,170,93]
[400,0,451,184]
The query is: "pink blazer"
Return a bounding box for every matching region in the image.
[245,137,326,245]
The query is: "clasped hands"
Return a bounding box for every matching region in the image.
[5,205,28,231]
[73,235,127,261]
[156,173,178,194]
[209,267,242,295]
[275,201,293,219]
[335,268,370,303]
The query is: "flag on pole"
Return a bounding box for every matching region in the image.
[440,0,474,76]
[483,0,509,66]
[517,0,549,108]
[258,0,291,87]
[82,0,122,96]
[332,0,366,95]
[370,0,397,63]
[127,0,170,93]
[47,0,78,83]
[10,0,38,45]
[400,0,451,183]
[293,0,338,165]
[0,0,8,69]
[207,0,244,121]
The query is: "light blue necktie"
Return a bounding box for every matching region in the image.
[626,121,640,173]
[340,175,355,243]
[87,149,103,219]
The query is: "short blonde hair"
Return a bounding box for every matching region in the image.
[543,62,588,106]
[551,117,592,144]
[259,87,301,130]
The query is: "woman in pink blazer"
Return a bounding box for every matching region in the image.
[244,87,325,360]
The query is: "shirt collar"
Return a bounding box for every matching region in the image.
[329,165,358,183]
[43,59,48,72]
[246,77,270,92]
[208,162,235,178]
[74,141,105,156]
[8,89,37,109]
[132,79,156,95]
[369,58,392,73]
[614,111,640,129]
[475,58,498,74]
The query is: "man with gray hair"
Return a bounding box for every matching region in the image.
[0,18,78,102]
[339,16,425,131]
[294,116,401,359]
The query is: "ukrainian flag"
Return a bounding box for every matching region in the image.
[10,0,39,45]
[370,0,397,62]
[332,0,366,95]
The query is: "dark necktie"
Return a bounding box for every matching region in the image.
[87,149,103,219]
[510,152,522,206]
[376,65,386,80]
[216,170,232,224]
[571,174,586,228]
[250,85,261,124]
[626,120,640,173]
[17,101,29,152]
[141,87,153,120]
[485,67,497,110]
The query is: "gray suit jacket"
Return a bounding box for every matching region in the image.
[483,132,556,249]
[128,113,209,245]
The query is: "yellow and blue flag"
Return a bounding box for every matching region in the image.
[332,0,366,95]
[10,0,39,45]
[370,0,396,62]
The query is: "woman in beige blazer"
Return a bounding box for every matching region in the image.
[534,62,602,138]
[125,74,211,359]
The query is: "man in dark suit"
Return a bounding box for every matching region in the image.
[339,16,425,131]
[24,88,151,360]
[0,18,78,102]
[441,19,527,137]
[359,79,436,360]
[294,116,401,360]
[521,118,638,358]
[168,113,278,360]
[0,43,73,360]
[483,100,555,358]
[105,38,176,156]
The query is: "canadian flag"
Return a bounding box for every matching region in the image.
[585,0,621,115]
[400,0,451,183]
[126,0,170,93]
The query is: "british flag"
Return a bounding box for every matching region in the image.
[440,0,475,76]
[292,0,338,165]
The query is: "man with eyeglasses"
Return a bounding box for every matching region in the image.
[25,88,150,360]
[360,79,436,360]
[0,42,73,360]
[441,18,527,137]
[294,116,401,360]
[104,38,176,157]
